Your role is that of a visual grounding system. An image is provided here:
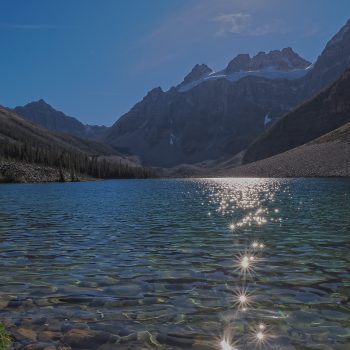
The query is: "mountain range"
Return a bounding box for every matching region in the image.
[104,19,350,167]
[13,99,107,141]
[7,18,350,176]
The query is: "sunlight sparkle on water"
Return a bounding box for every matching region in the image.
[236,253,255,276]
[256,331,265,341]
[258,323,266,331]
[241,256,250,269]
[220,339,238,350]
[251,241,259,249]
[234,287,252,309]
[251,324,270,347]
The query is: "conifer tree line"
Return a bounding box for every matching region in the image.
[0,137,155,179]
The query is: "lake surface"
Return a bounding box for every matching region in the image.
[0,178,349,350]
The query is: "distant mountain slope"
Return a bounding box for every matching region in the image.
[14,99,107,141]
[221,122,350,177]
[243,66,350,164]
[1,106,115,156]
[0,107,151,181]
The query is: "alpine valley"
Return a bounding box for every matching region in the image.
[6,18,350,177]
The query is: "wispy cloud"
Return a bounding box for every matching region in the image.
[213,12,287,36]
[213,13,252,35]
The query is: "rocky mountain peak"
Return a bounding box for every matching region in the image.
[226,48,311,74]
[225,54,250,73]
[181,64,213,85]
[144,87,163,101]
[27,99,54,111]
[13,99,106,140]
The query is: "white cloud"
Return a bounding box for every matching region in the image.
[213,13,252,36]
[213,13,286,36]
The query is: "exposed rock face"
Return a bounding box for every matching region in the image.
[14,100,107,141]
[243,67,350,164]
[226,48,311,73]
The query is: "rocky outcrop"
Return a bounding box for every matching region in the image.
[226,48,311,73]
[14,99,107,141]
[243,67,350,164]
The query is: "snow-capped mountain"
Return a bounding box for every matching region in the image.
[105,19,350,167]
[178,48,311,92]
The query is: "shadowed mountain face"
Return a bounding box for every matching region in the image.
[106,78,300,167]
[14,100,107,141]
[243,67,350,164]
[104,19,350,167]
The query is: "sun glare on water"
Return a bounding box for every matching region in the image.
[203,179,281,348]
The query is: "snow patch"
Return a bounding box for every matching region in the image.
[178,66,311,93]
[169,132,178,146]
[264,113,272,127]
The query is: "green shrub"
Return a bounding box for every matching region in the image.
[0,324,11,350]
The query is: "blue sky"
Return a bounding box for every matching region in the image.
[0,0,349,125]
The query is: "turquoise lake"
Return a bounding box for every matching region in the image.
[0,178,349,349]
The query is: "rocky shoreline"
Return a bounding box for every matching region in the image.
[0,160,92,183]
[0,294,213,350]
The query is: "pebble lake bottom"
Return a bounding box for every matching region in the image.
[0,178,349,349]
